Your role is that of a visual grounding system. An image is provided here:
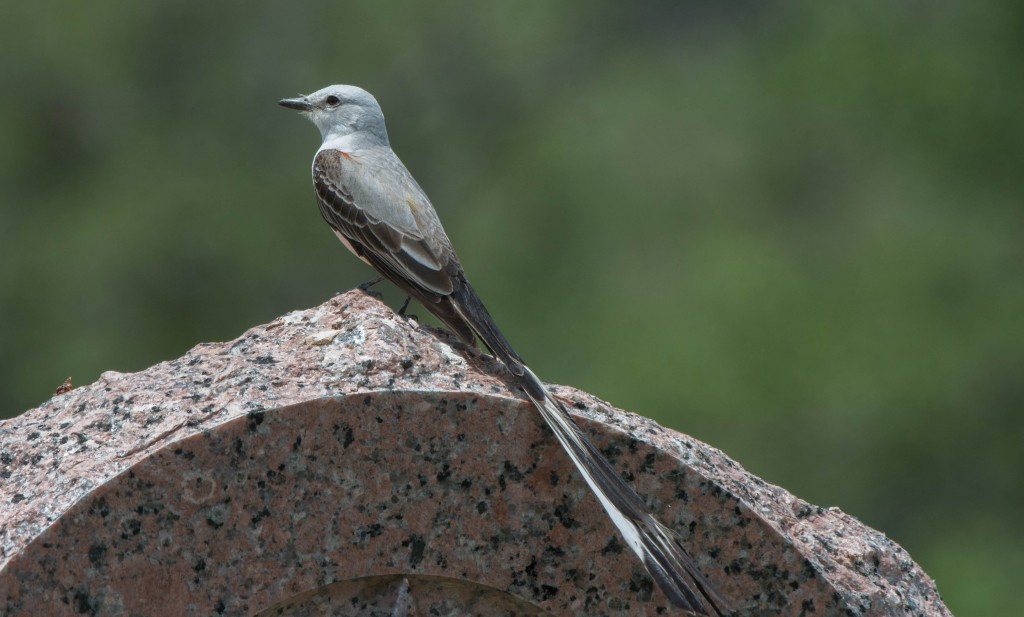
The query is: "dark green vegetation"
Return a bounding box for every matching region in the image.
[1,3,1020,614]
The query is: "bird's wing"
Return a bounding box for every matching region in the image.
[312,148,457,297]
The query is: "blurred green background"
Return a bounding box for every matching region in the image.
[1,2,1020,614]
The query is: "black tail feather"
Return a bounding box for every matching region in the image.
[439,277,728,614]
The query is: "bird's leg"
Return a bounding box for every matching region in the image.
[355,275,385,299]
[396,296,412,316]
[357,275,384,291]
[354,277,414,319]
[396,296,419,324]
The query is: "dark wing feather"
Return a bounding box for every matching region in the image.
[314,150,537,378]
[313,148,456,297]
[312,148,480,344]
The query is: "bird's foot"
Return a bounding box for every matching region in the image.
[355,276,385,299]
[357,275,384,290]
[394,296,420,323]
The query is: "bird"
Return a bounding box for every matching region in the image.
[279,84,728,615]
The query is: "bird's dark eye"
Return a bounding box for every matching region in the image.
[326,95,341,106]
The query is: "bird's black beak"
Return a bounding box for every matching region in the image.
[278,97,313,111]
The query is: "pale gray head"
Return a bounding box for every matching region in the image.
[279,84,389,145]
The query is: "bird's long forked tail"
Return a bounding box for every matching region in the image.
[447,279,726,613]
[518,366,729,616]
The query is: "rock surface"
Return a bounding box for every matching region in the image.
[0,290,951,616]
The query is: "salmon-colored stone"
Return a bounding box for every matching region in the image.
[0,291,951,616]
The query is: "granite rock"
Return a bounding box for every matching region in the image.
[0,290,951,616]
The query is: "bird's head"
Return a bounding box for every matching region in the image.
[279,84,389,144]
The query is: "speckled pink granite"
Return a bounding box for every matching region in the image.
[0,291,950,616]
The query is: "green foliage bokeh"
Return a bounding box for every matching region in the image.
[1,3,1021,614]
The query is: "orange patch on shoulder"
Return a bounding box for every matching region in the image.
[336,150,352,160]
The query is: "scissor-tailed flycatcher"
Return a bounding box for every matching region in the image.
[280,84,727,615]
